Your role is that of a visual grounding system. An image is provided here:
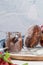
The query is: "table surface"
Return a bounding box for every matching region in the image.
[11,60,43,65]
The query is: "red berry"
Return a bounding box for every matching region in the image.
[0,52,2,54]
[1,61,6,64]
[0,58,3,63]
[9,63,18,65]
[0,60,9,65]
[3,62,9,65]
[11,64,17,65]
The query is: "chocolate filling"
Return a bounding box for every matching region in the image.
[12,37,18,44]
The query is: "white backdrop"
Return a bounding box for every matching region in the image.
[0,0,43,35]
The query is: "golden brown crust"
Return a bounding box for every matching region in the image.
[5,32,22,52]
[25,25,41,48]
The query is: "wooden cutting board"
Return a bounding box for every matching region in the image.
[10,48,43,61]
[11,55,43,61]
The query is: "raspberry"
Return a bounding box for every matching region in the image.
[0,52,2,54]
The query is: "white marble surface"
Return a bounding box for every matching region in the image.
[11,60,43,65]
[0,0,43,35]
[10,47,43,56]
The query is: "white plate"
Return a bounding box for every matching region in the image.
[10,47,43,56]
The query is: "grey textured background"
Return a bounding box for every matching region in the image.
[0,0,43,35]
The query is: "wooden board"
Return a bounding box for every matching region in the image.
[10,48,43,61]
[10,55,43,61]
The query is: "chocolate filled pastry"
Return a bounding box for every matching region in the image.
[24,25,41,48]
[40,25,43,46]
[5,32,22,52]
